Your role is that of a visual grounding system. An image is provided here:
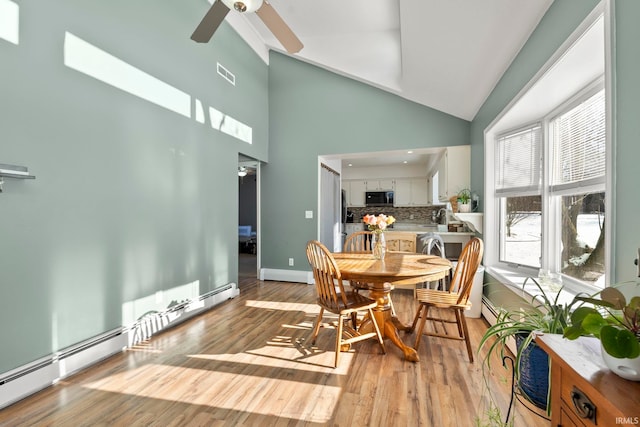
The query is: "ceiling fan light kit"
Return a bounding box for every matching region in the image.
[222,0,263,13]
[191,0,303,54]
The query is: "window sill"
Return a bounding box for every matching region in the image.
[485,265,583,308]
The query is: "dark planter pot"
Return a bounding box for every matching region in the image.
[515,334,549,410]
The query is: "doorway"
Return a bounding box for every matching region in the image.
[238,155,258,283]
[319,163,342,252]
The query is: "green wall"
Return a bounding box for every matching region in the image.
[263,53,470,270]
[612,0,640,282]
[469,0,600,210]
[0,1,268,372]
[470,0,640,283]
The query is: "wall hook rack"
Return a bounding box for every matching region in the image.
[0,163,36,193]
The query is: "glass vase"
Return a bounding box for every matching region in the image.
[372,232,386,260]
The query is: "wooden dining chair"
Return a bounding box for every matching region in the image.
[342,231,373,294]
[306,240,386,367]
[343,230,373,253]
[410,237,483,362]
[343,231,399,317]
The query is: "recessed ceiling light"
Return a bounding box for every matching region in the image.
[403,161,408,164]
[407,150,413,154]
[348,163,353,167]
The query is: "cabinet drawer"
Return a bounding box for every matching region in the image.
[559,405,583,427]
[562,382,596,426]
[561,369,636,427]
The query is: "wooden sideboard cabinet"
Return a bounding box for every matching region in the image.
[537,334,640,427]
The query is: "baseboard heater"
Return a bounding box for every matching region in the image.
[481,296,498,324]
[0,283,239,410]
[481,295,517,355]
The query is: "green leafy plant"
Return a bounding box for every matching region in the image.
[457,188,472,204]
[563,285,640,359]
[474,400,514,427]
[478,277,583,411]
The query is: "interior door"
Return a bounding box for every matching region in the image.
[319,164,341,252]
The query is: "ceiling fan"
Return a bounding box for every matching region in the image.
[191,0,304,54]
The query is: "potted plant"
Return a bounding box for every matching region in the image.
[457,188,472,213]
[563,284,640,380]
[478,277,583,411]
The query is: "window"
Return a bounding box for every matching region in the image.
[500,195,542,267]
[496,125,542,268]
[493,85,606,287]
[432,171,439,203]
[549,88,606,284]
[485,10,609,294]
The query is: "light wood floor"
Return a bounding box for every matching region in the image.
[0,275,549,426]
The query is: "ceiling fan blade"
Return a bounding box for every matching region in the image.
[256,2,303,54]
[191,1,231,43]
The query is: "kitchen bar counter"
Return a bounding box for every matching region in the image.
[387,229,475,236]
[386,227,475,259]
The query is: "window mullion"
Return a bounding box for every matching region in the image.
[541,118,552,271]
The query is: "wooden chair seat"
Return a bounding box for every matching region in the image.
[414,288,472,309]
[317,290,379,314]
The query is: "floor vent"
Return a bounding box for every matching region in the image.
[217,62,235,86]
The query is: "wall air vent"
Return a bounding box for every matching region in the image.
[217,62,235,86]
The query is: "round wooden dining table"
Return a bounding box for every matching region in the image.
[332,251,452,362]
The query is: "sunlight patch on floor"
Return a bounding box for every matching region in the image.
[245,299,321,314]
[188,343,353,375]
[82,363,340,422]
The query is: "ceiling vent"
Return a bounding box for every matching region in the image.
[217,62,235,86]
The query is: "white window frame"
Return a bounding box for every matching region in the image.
[483,2,614,296]
[543,81,606,278]
[495,122,543,269]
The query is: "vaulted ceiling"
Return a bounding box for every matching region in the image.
[224,0,554,121]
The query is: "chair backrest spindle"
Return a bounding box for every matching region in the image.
[343,231,373,253]
[450,237,483,305]
[306,240,348,309]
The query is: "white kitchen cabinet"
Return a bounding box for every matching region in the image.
[344,179,395,206]
[343,180,367,207]
[394,178,430,206]
[394,179,411,206]
[411,178,430,205]
[437,145,470,202]
[366,179,395,191]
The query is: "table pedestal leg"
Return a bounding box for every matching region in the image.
[360,284,419,362]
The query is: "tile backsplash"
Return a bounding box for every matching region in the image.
[348,206,442,223]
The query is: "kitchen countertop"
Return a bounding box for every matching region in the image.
[389,222,474,235]
[387,229,475,236]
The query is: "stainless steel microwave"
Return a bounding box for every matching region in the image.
[365,191,394,207]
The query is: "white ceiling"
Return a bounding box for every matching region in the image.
[225,0,554,121]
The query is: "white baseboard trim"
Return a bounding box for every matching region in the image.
[0,283,239,410]
[259,268,314,284]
